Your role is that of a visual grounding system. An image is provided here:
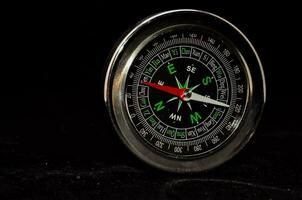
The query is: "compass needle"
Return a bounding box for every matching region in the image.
[142,81,185,98]
[190,92,230,107]
[104,10,266,172]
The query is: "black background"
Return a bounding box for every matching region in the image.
[1,1,302,199]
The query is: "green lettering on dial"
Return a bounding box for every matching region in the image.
[167,63,177,75]
[154,100,165,112]
[202,76,212,86]
[190,112,202,124]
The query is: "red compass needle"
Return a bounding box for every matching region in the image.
[142,81,185,98]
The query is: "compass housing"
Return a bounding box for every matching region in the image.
[104,9,266,173]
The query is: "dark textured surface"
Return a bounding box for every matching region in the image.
[1,133,301,199]
[2,0,302,199]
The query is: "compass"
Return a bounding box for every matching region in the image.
[104,10,266,172]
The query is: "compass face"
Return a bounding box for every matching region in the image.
[104,10,265,172]
[126,27,247,157]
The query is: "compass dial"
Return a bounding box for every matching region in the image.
[104,10,265,172]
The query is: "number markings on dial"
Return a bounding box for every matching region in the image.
[124,30,247,157]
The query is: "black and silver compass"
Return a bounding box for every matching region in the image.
[104,9,266,172]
